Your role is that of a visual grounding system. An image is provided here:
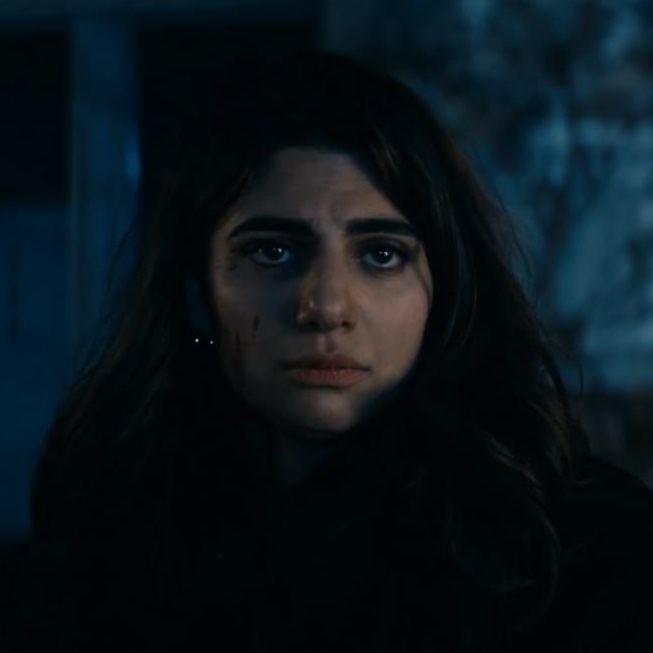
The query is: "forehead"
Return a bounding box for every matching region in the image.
[216,147,411,237]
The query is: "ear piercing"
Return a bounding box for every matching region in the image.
[193,334,216,347]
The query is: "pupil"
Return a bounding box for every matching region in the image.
[376,249,391,262]
[266,246,283,259]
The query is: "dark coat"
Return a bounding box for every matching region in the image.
[2,420,653,652]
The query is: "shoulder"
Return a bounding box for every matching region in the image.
[0,532,158,652]
[537,456,653,652]
[558,455,653,551]
[0,537,83,651]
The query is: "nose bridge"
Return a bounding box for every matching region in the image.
[296,239,354,329]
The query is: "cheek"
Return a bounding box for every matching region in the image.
[210,268,258,331]
[210,278,273,386]
[373,287,430,364]
[209,276,248,382]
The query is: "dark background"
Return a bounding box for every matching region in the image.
[1,0,652,539]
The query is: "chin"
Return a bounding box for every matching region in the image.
[273,406,362,438]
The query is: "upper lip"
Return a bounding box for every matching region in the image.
[282,353,369,370]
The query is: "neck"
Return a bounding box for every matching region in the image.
[271,423,345,488]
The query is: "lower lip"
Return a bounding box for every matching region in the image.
[285,367,368,387]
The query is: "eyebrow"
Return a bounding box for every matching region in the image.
[227,215,420,240]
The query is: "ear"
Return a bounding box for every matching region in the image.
[185,274,216,336]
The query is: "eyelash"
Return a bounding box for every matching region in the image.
[239,239,413,272]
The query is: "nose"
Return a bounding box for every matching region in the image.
[295,252,356,332]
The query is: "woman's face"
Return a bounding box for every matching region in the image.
[209,147,433,442]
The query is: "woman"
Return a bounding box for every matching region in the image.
[3,51,653,652]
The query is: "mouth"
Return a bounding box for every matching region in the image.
[284,367,369,388]
[281,353,369,370]
[281,351,370,387]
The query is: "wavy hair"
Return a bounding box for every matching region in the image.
[31,51,588,647]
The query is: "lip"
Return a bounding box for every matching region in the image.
[281,353,370,388]
[285,367,368,387]
[281,353,369,370]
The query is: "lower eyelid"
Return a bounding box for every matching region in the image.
[238,240,414,268]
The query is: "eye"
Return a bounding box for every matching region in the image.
[241,240,294,267]
[359,242,410,270]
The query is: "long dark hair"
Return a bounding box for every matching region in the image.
[32,51,588,646]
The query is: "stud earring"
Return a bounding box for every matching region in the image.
[192,333,217,347]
